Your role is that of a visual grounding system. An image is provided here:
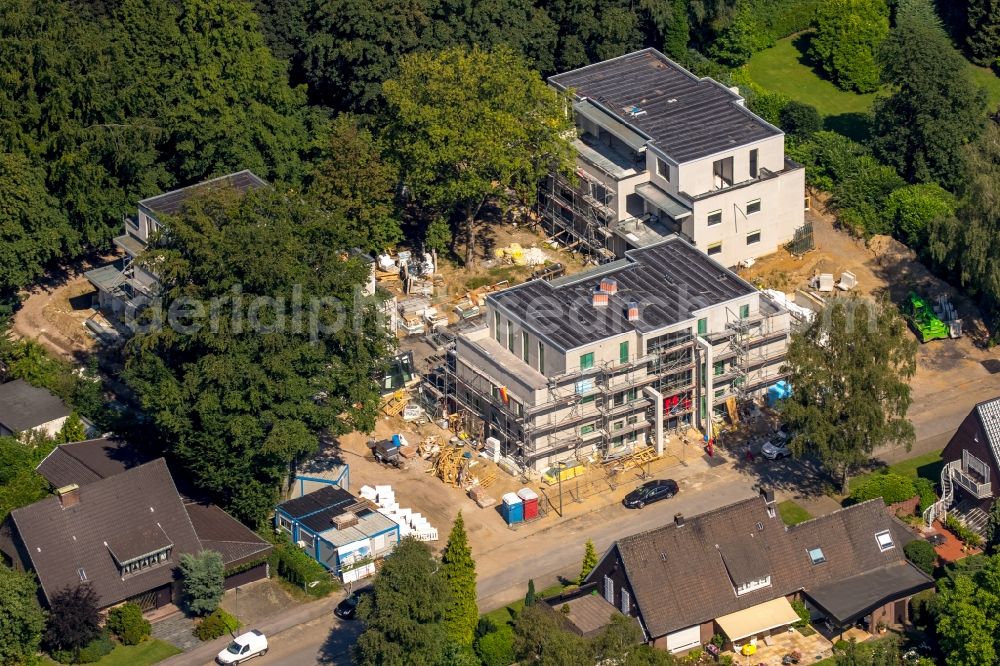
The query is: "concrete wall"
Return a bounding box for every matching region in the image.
[677,135,785,197]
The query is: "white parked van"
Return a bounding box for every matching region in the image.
[216,629,268,664]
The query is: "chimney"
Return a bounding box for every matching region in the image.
[593,289,609,307]
[674,512,684,527]
[600,278,618,295]
[57,484,80,509]
[759,486,775,505]
[626,302,640,322]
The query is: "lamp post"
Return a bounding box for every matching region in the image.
[557,461,565,517]
[233,586,240,637]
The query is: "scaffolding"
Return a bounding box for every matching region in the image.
[539,171,617,263]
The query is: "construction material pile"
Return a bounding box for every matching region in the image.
[493,243,548,266]
[360,484,438,541]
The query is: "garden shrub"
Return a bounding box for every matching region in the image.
[193,608,239,641]
[106,602,151,645]
[780,101,822,140]
[904,539,937,575]
[850,473,917,505]
[909,588,937,628]
[913,477,937,514]
[790,598,810,628]
[474,625,516,666]
[76,631,113,663]
[267,536,337,598]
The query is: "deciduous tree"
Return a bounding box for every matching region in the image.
[0,566,46,665]
[44,584,101,654]
[884,183,955,248]
[306,116,402,253]
[872,0,987,191]
[710,0,773,65]
[354,538,450,665]
[936,572,998,666]
[513,604,591,665]
[180,551,225,616]
[441,513,478,647]
[123,189,392,525]
[384,46,573,266]
[966,0,1000,68]
[781,295,916,492]
[810,0,889,93]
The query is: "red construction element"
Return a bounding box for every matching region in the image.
[499,386,509,404]
[517,488,539,520]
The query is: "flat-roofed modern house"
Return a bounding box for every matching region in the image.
[565,491,933,654]
[85,170,268,321]
[541,49,807,268]
[0,442,272,611]
[0,379,71,439]
[429,235,790,471]
[926,397,1000,535]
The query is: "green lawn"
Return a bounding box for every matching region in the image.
[847,450,944,494]
[777,499,813,526]
[481,582,572,628]
[746,34,876,139]
[747,34,1000,139]
[43,640,181,666]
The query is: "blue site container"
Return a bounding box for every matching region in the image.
[501,492,524,524]
[767,380,792,407]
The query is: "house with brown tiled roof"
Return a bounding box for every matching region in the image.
[0,443,272,612]
[558,489,933,654]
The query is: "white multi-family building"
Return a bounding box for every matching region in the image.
[541,48,807,269]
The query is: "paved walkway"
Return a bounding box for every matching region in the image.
[151,612,199,652]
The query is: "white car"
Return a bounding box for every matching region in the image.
[217,630,268,665]
[761,440,791,460]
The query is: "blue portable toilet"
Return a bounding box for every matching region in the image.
[391,434,403,449]
[501,492,524,524]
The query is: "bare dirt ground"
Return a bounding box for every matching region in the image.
[740,195,1000,453]
[11,255,116,361]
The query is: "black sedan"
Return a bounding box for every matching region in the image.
[623,479,679,509]
[334,587,373,620]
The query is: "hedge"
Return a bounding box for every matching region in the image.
[267,536,337,598]
[904,540,937,575]
[850,473,917,505]
[51,630,114,664]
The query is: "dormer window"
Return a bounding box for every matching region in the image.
[736,576,771,595]
[119,547,172,577]
[876,530,894,552]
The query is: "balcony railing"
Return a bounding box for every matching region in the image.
[952,467,992,499]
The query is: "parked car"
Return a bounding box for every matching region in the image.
[623,479,679,509]
[217,630,268,665]
[762,440,791,460]
[335,587,374,620]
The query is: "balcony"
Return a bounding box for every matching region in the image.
[952,465,992,499]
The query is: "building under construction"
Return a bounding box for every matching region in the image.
[422,235,790,473]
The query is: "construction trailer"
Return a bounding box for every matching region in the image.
[422,235,791,473]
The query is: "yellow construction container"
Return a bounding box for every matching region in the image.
[542,461,586,485]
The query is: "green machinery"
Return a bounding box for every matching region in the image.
[906,293,949,343]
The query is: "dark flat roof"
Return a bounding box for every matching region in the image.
[276,485,355,520]
[488,236,755,351]
[0,379,70,432]
[550,49,781,163]
[805,562,934,624]
[139,170,268,217]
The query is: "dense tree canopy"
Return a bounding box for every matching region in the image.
[810,0,889,93]
[0,566,46,665]
[936,555,1000,666]
[872,0,987,191]
[355,538,452,665]
[781,295,916,491]
[966,0,1000,68]
[383,46,573,266]
[123,189,392,525]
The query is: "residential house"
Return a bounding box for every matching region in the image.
[542,49,807,268]
[930,396,1000,535]
[85,170,268,321]
[275,485,400,583]
[0,379,71,439]
[566,490,933,653]
[0,443,272,611]
[426,235,790,471]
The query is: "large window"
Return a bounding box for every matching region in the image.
[580,352,595,370]
[713,156,734,188]
[747,199,761,215]
[707,210,722,226]
[749,149,759,178]
[619,341,629,364]
[656,157,670,182]
[747,230,761,245]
